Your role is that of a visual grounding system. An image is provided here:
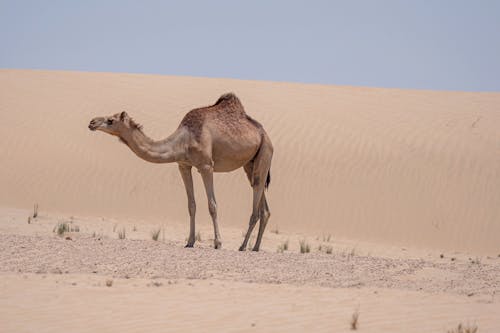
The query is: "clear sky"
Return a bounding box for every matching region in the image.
[1,0,499,91]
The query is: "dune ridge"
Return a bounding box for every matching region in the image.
[1,69,499,254]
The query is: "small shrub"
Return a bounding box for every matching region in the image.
[53,222,79,236]
[54,222,69,236]
[105,279,113,287]
[151,228,161,241]
[118,228,126,240]
[299,240,310,254]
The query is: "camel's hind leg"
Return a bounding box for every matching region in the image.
[252,194,270,251]
[239,137,273,251]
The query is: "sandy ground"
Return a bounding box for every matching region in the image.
[0,207,499,332]
[1,70,500,332]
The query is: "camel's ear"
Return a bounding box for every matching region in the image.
[120,111,128,121]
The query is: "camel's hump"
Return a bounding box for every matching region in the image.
[214,92,242,107]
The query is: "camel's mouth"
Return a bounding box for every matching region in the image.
[88,119,101,131]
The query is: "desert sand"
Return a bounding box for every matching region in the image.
[0,69,499,332]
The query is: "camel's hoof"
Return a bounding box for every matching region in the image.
[252,247,260,252]
[185,243,194,248]
[238,246,246,251]
[214,240,222,249]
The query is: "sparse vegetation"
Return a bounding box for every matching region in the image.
[277,239,289,253]
[350,309,359,330]
[151,228,161,241]
[117,228,126,240]
[53,222,80,236]
[447,323,478,333]
[33,203,38,218]
[299,240,310,253]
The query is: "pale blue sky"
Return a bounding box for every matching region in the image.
[1,0,499,91]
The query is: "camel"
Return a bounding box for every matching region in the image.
[88,93,273,251]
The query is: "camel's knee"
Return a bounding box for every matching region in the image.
[208,199,217,217]
[261,208,270,221]
[249,213,259,226]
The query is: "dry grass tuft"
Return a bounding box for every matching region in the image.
[350,309,359,330]
[117,228,126,240]
[151,228,161,241]
[277,239,289,253]
[447,323,478,333]
[33,203,38,218]
[299,240,310,254]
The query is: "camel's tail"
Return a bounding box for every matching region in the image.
[265,170,271,190]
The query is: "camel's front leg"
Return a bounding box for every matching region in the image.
[200,166,222,249]
[179,165,196,247]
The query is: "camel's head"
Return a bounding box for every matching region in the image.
[88,111,133,136]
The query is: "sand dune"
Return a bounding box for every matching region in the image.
[1,69,499,254]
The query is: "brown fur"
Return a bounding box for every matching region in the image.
[179,92,259,141]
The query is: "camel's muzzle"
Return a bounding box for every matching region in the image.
[88,120,98,131]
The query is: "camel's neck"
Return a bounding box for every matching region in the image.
[119,128,185,164]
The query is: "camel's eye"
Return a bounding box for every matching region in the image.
[107,119,114,125]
